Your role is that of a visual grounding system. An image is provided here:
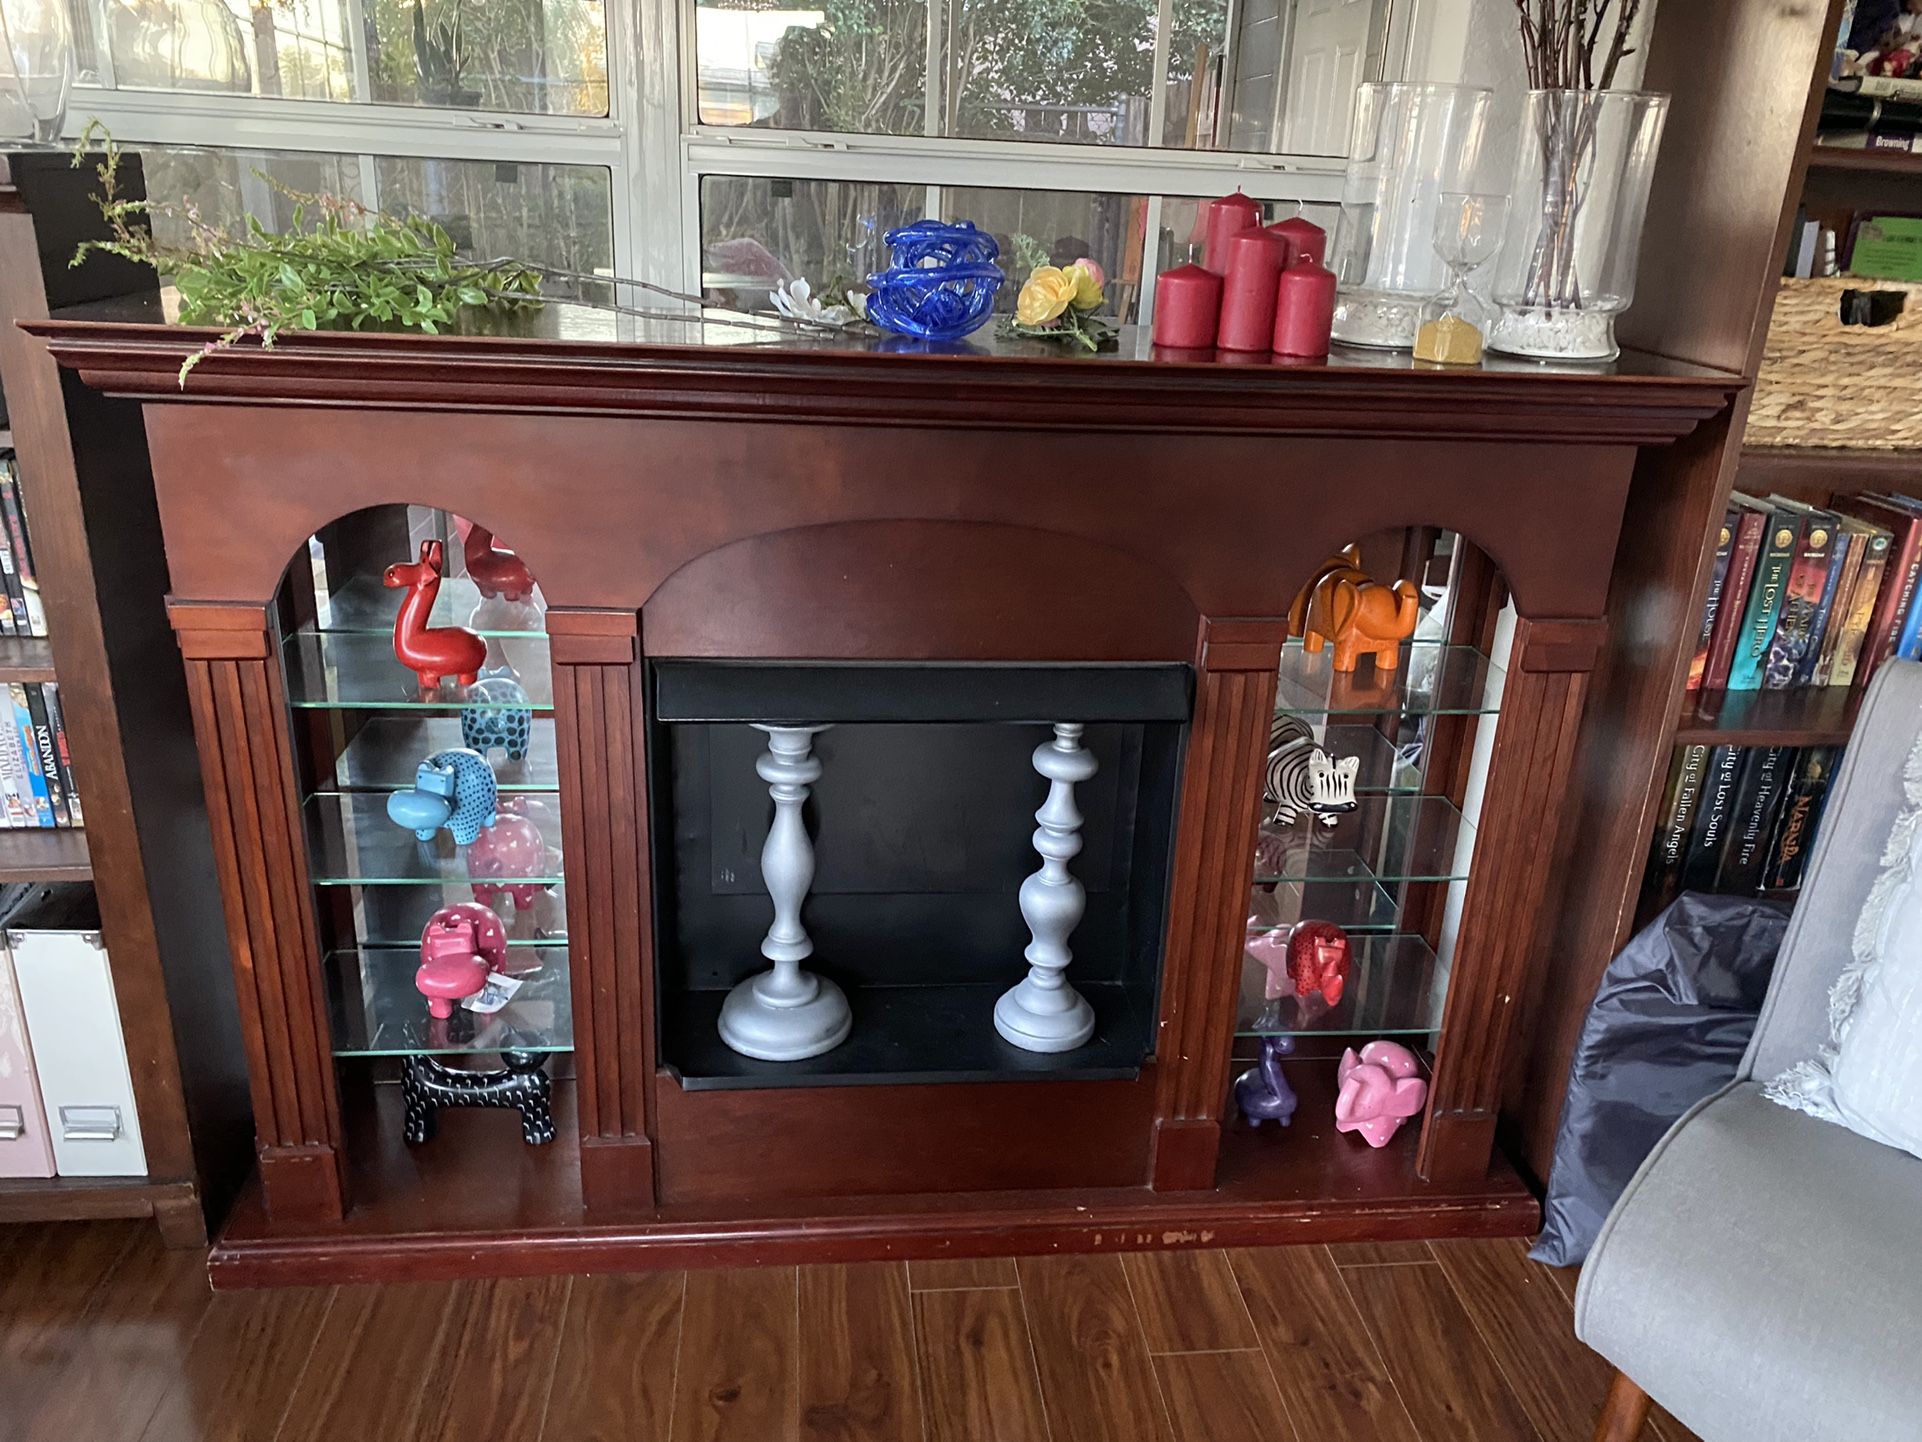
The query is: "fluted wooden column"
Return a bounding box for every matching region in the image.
[1151,618,1285,1190]
[548,609,655,1210]
[1418,616,1603,1187]
[169,601,345,1222]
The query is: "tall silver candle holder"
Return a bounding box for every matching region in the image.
[718,724,851,1061]
[995,723,1097,1053]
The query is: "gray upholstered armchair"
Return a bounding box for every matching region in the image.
[1577,660,1922,1442]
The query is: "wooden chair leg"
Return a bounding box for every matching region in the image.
[1594,1369,1653,1442]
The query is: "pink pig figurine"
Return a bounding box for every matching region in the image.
[1334,1040,1428,1148]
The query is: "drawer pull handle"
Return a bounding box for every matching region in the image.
[59,1105,122,1141]
[0,1104,23,1140]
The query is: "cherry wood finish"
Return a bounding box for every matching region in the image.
[550,610,656,1211]
[0,151,247,1242]
[1152,619,1284,1190]
[1513,0,1846,1176]
[29,285,1737,1279]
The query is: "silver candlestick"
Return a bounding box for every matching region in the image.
[995,722,1097,1053]
[718,724,851,1061]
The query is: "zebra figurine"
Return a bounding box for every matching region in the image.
[1266,716,1359,828]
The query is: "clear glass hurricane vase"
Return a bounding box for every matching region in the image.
[0,0,72,144]
[1329,82,1493,350]
[1488,89,1669,362]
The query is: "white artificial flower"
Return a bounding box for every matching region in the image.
[771,278,857,329]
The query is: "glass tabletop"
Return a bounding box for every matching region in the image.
[327,945,573,1056]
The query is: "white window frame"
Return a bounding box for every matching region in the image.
[57,0,1427,322]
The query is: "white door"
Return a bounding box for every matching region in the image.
[1279,0,1376,155]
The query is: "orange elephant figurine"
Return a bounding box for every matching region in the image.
[1287,545,1365,639]
[1304,571,1421,673]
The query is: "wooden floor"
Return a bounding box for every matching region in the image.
[0,1221,1704,1442]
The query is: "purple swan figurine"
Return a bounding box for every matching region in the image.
[1235,1033,1299,1127]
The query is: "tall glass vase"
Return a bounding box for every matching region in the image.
[1329,82,1493,350]
[0,0,72,144]
[1488,89,1669,363]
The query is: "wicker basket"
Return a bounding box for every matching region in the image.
[1747,275,1922,451]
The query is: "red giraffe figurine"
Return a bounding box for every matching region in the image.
[463,524,536,603]
[384,540,487,691]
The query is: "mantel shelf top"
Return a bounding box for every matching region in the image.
[23,291,1743,444]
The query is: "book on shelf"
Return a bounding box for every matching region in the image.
[1687,509,1738,691]
[0,683,82,829]
[1832,494,1922,682]
[1726,497,1803,691]
[1764,746,1841,892]
[1703,505,1768,691]
[0,469,45,639]
[1647,743,1711,903]
[1680,744,1744,891]
[1824,517,1891,687]
[41,683,80,828]
[1804,523,1861,686]
[7,684,51,827]
[1761,498,1839,689]
[0,696,31,829]
[23,685,67,827]
[1717,745,1794,894]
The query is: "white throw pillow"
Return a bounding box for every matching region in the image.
[1767,740,1922,1161]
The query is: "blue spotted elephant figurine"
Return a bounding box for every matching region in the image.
[386,748,499,846]
[460,674,533,762]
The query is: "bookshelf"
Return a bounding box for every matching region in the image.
[0,151,248,1244]
[1806,144,1922,177]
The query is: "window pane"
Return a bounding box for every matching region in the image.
[941,0,1155,144]
[141,148,615,296]
[71,0,608,114]
[1179,0,1385,154]
[702,174,922,307]
[694,0,927,133]
[695,0,1384,154]
[700,174,1148,322]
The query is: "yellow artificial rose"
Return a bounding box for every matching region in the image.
[1016,266,1077,326]
[1065,260,1104,311]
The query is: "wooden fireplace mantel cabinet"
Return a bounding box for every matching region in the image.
[26,312,1741,1287]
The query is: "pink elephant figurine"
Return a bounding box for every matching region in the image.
[467,813,553,911]
[1334,1040,1428,1148]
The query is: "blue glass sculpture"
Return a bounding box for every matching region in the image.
[863,220,1004,341]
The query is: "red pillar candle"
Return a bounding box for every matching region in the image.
[1152,262,1224,350]
[1272,257,1338,359]
[1217,228,1291,352]
[1267,214,1328,268]
[1203,189,1263,276]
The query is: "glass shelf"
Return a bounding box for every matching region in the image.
[330,716,560,792]
[282,632,554,711]
[327,945,573,1056]
[1249,877,1403,936]
[1275,642,1502,718]
[1235,933,1448,1038]
[306,791,566,886]
[1251,794,1473,886]
[318,572,548,636]
[348,883,568,948]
